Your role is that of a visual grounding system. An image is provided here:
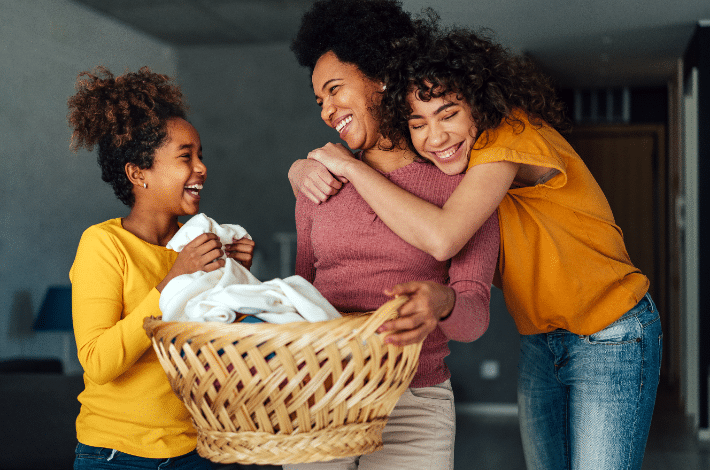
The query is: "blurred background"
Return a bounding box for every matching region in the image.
[1,0,709,468]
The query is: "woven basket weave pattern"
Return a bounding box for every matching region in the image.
[144,295,422,465]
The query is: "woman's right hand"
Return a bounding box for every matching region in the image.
[288,158,344,204]
[306,143,358,180]
[157,233,224,292]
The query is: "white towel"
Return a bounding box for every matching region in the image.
[166,213,251,253]
[160,214,340,324]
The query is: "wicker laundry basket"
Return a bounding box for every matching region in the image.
[143,295,422,465]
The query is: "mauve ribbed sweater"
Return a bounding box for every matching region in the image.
[295,159,500,388]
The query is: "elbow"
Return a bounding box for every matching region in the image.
[77,350,114,385]
[80,365,113,385]
[450,316,489,343]
[429,239,462,262]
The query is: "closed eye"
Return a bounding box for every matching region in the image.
[443,111,459,120]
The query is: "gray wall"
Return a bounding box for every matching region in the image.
[0,0,176,370]
[175,43,334,278]
[0,0,518,403]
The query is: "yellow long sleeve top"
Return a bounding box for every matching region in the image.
[69,218,196,458]
[468,113,649,335]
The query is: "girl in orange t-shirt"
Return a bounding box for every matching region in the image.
[290,24,661,470]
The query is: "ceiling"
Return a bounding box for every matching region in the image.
[71,0,710,88]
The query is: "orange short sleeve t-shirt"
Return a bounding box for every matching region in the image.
[468,112,649,335]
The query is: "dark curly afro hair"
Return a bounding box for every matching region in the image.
[380,23,571,152]
[290,0,417,82]
[67,66,187,207]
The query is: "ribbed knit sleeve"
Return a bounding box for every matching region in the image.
[439,210,498,342]
[295,193,317,284]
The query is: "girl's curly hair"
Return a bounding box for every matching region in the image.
[67,66,187,207]
[380,24,571,151]
[290,0,417,82]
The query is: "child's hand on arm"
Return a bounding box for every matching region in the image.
[288,157,343,203]
[377,281,455,346]
[157,233,224,292]
[225,237,255,270]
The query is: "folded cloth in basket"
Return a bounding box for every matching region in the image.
[160,214,341,324]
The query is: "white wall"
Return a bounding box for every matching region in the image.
[0,0,177,367]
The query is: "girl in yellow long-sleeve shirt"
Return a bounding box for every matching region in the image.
[67,67,254,469]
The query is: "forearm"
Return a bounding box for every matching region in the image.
[438,281,491,342]
[438,210,500,341]
[74,289,158,384]
[343,160,497,261]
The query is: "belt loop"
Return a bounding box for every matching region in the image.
[107,449,117,461]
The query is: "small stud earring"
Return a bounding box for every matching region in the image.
[143,183,147,189]
[382,84,386,91]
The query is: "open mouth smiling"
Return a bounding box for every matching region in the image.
[431,142,463,161]
[334,115,352,133]
[184,183,203,197]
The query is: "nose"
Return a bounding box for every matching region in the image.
[428,123,447,146]
[320,96,335,124]
[194,156,207,177]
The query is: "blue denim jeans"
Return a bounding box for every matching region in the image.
[517,293,662,470]
[73,443,224,469]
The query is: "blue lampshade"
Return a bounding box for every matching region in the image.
[33,285,73,331]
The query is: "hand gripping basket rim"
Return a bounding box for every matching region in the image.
[143,295,423,465]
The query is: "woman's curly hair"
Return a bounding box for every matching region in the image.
[67,66,187,207]
[380,24,571,151]
[290,0,417,82]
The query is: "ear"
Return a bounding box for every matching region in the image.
[125,162,144,187]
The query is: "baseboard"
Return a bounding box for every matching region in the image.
[456,402,519,417]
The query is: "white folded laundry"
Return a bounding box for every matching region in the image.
[160,214,341,324]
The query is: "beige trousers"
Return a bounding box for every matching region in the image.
[283,380,456,470]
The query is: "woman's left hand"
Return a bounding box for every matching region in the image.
[377,281,455,346]
[225,237,256,270]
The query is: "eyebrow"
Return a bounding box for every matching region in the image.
[176,143,201,152]
[408,102,457,120]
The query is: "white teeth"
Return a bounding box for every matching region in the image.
[185,184,203,190]
[433,145,459,160]
[335,116,352,133]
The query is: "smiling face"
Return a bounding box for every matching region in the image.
[141,117,206,217]
[407,91,478,175]
[312,51,384,151]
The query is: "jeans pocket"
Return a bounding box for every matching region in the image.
[586,316,642,345]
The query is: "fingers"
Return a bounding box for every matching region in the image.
[302,171,342,204]
[225,237,256,270]
[203,257,226,272]
[376,281,455,346]
[381,326,429,346]
[174,233,225,274]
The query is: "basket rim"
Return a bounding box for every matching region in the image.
[144,295,409,339]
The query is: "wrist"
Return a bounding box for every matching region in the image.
[344,158,371,181]
[439,289,456,321]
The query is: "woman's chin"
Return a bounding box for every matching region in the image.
[433,159,468,176]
